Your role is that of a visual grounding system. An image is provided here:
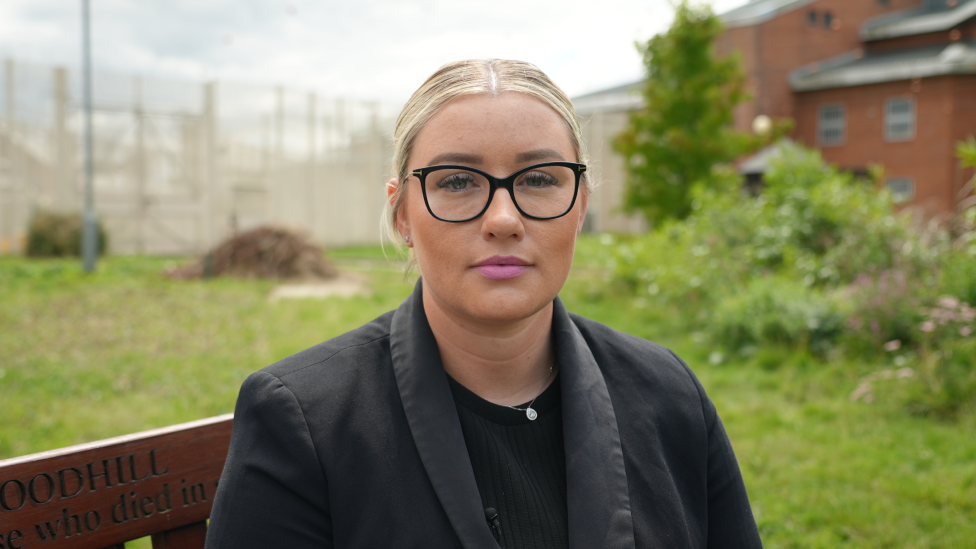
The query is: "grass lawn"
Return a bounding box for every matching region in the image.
[1,238,973,548]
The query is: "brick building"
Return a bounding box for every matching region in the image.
[718,0,976,215]
[574,0,976,232]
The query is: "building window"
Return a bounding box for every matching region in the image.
[818,104,845,145]
[885,97,915,141]
[808,10,817,26]
[823,11,834,29]
[885,177,914,203]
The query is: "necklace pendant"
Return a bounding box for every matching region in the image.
[526,407,538,421]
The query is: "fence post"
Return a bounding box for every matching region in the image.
[261,113,270,226]
[590,111,604,234]
[203,81,217,251]
[1,59,10,253]
[273,86,284,226]
[369,102,381,244]
[4,59,16,253]
[321,102,334,247]
[54,66,71,213]
[134,76,147,254]
[307,91,317,238]
[336,98,346,246]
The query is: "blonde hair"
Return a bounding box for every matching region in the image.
[384,59,590,250]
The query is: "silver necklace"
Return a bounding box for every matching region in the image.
[503,365,554,421]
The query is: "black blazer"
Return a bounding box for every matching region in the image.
[206,280,762,549]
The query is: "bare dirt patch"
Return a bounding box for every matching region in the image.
[268,271,369,301]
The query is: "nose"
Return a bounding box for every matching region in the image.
[480,188,524,242]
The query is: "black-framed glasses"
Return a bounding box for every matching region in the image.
[410,161,587,223]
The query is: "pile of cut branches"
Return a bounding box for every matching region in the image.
[168,226,336,280]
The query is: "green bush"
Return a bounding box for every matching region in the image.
[25,211,108,258]
[712,277,847,358]
[940,208,976,305]
[840,269,927,357]
[606,140,976,415]
[610,142,919,308]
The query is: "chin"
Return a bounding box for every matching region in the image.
[461,279,555,323]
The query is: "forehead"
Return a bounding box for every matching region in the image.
[411,92,576,167]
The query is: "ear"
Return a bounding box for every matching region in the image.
[389,178,413,246]
[576,190,589,237]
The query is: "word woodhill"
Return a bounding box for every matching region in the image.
[0,415,232,549]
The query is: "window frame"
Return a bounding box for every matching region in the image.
[817,103,846,146]
[884,96,916,142]
[885,177,915,204]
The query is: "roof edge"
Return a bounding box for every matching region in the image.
[861,2,976,41]
[720,0,818,29]
[789,43,976,91]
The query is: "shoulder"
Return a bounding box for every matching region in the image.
[238,310,396,406]
[569,313,721,479]
[263,310,394,379]
[569,313,707,406]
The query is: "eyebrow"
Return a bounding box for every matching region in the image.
[514,148,566,163]
[427,148,566,167]
[428,152,485,166]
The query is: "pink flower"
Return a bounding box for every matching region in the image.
[883,340,902,352]
[938,296,960,310]
[920,320,936,333]
[961,306,975,322]
[961,326,973,337]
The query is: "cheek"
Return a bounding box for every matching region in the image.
[533,219,579,269]
[409,198,471,269]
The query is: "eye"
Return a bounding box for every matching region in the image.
[437,173,477,191]
[520,171,558,188]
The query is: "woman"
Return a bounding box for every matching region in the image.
[206,59,762,549]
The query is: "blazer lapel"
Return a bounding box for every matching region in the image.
[553,297,636,549]
[390,280,499,549]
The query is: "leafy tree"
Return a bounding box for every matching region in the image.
[614,1,779,224]
[958,135,976,170]
[953,135,976,239]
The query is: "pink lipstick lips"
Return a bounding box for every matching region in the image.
[473,255,530,280]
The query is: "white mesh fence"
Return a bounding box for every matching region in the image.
[0,59,398,255]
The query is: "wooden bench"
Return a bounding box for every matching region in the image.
[0,415,233,549]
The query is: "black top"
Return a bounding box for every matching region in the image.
[206,279,763,549]
[448,374,568,549]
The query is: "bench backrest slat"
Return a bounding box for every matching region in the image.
[0,415,232,549]
[150,520,208,549]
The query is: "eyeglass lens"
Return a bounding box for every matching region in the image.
[423,165,577,221]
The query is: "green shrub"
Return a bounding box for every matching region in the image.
[25,211,108,258]
[840,269,929,357]
[711,276,847,358]
[940,210,976,305]
[610,142,919,310]
[882,336,976,419]
[605,140,976,414]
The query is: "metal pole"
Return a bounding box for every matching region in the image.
[81,0,97,272]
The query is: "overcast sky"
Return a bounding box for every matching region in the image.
[0,0,751,104]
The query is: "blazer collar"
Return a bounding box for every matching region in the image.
[551,297,635,549]
[390,279,635,549]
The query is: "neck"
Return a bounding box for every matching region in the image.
[422,282,556,406]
